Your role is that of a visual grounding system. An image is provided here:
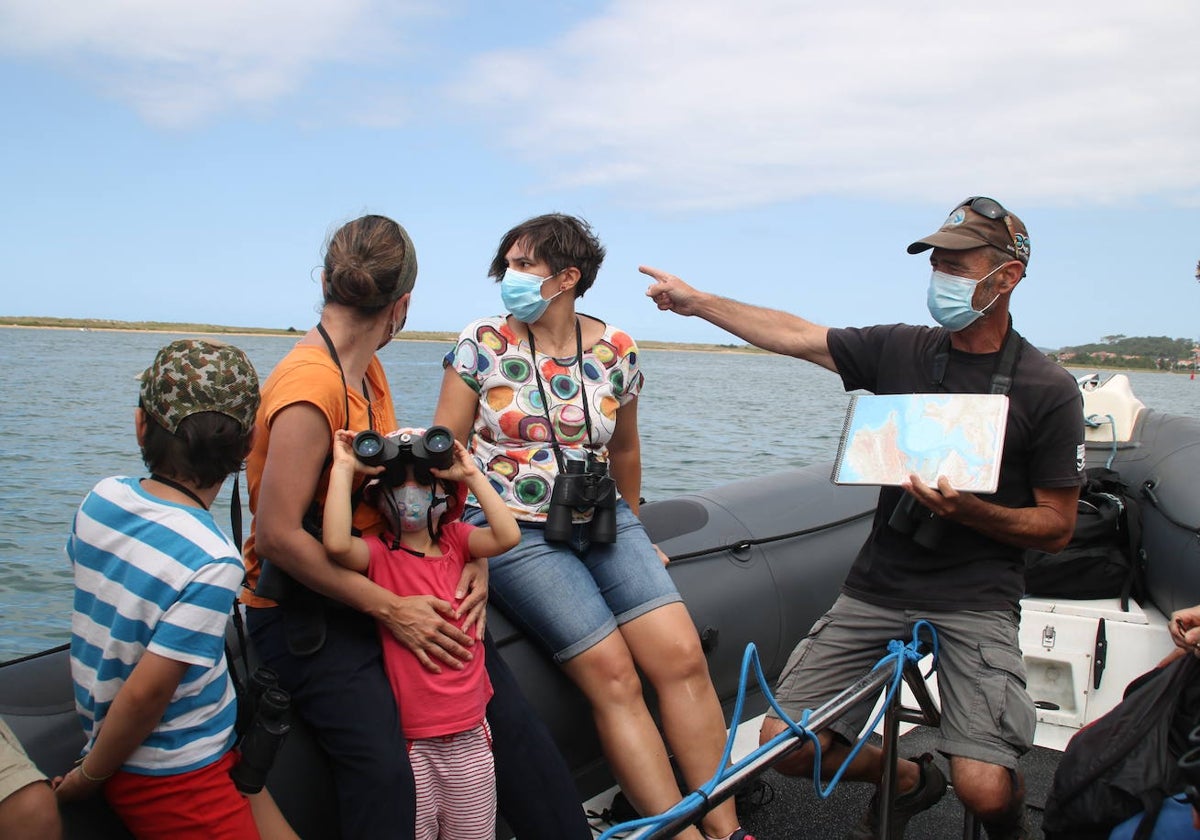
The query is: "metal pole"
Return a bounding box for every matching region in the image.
[877,688,900,840]
[622,655,941,840]
[901,662,941,729]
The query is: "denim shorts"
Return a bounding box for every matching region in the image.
[465,500,682,663]
[768,595,1036,769]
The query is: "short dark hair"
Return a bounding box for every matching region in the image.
[140,408,252,489]
[984,244,1028,278]
[488,214,606,297]
[987,246,1016,268]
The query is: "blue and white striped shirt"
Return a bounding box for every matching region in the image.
[67,476,241,776]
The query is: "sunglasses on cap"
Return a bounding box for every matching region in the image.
[956,196,1021,258]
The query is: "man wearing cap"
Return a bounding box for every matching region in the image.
[643,198,1083,840]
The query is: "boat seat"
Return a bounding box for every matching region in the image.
[1018,595,1176,751]
[1079,374,1145,443]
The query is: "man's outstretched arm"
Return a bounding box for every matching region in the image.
[642,265,836,372]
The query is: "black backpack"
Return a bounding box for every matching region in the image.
[1024,467,1145,609]
[1042,654,1200,840]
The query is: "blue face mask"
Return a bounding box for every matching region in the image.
[926,264,1003,332]
[500,268,562,323]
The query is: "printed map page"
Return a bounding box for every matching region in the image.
[831,393,1009,493]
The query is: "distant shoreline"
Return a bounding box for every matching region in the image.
[3,317,1188,370]
[0,316,764,354]
[1,322,302,339]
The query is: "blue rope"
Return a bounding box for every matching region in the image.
[1085,412,1119,469]
[596,622,940,839]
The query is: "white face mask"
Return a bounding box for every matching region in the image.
[382,483,449,535]
[926,263,1003,331]
[386,484,433,532]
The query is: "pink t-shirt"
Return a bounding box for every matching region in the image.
[367,521,493,739]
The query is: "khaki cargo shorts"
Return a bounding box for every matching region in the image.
[767,595,1035,769]
[1,717,49,802]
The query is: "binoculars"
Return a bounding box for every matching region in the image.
[230,667,292,794]
[887,493,948,551]
[353,425,455,486]
[544,453,617,544]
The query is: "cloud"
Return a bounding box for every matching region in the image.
[4,0,1196,207]
[453,0,1200,208]
[0,0,419,127]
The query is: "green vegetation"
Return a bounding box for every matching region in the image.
[0,316,457,343]
[1052,335,1199,371]
[0,316,764,354]
[5,316,1191,365]
[1,315,304,336]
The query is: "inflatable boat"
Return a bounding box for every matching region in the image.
[2,373,1197,838]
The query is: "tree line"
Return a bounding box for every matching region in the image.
[1051,335,1199,370]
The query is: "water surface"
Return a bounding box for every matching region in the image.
[2,326,1195,661]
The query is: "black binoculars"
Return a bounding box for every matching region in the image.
[887,493,948,551]
[353,425,455,486]
[544,454,617,544]
[230,667,292,794]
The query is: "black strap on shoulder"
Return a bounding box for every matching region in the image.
[227,469,251,711]
[311,322,371,525]
[931,340,950,390]
[526,318,597,472]
[930,318,1024,395]
[990,320,1024,396]
[231,472,244,552]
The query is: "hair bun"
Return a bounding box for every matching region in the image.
[322,215,418,313]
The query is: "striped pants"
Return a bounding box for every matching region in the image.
[410,720,496,840]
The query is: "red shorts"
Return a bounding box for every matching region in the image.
[104,750,259,839]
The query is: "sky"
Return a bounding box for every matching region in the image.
[1,0,1197,352]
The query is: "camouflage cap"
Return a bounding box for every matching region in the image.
[139,339,261,434]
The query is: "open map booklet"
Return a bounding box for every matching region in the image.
[831,393,1010,493]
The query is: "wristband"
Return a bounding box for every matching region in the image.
[77,761,113,783]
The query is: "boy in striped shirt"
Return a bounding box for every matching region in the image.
[57,339,291,839]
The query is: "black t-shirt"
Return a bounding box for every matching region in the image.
[828,323,1084,611]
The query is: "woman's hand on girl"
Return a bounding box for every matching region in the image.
[455,559,489,640]
[378,593,476,674]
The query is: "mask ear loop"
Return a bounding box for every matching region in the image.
[975,261,1007,316]
[427,479,448,542]
[378,486,403,550]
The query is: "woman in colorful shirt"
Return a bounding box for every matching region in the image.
[435,213,753,840]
